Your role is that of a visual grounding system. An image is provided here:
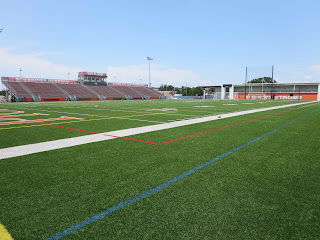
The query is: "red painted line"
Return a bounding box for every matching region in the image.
[38,122,99,134]
[33,105,310,145]
[107,108,297,145]
[158,109,292,144]
[104,134,160,145]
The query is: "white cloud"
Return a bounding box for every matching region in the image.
[30,51,65,57]
[310,65,320,73]
[0,48,81,80]
[304,75,312,80]
[271,65,320,83]
[0,48,211,87]
[107,64,208,87]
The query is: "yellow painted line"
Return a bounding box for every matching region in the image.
[0,223,14,240]
[0,124,44,130]
[0,113,163,131]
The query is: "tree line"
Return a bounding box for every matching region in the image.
[247,77,276,83]
[158,84,204,96]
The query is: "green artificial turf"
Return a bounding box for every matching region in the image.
[0,100,305,148]
[0,100,319,239]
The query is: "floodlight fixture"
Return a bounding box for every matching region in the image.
[146,57,154,88]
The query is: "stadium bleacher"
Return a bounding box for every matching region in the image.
[3,81,162,102]
[131,86,162,97]
[57,84,96,98]
[23,82,67,98]
[5,81,33,98]
[113,86,144,98]
[87,85,123,97]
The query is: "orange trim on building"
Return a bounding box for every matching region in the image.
[235,93,317,101]
[41,98,67,102]
[106,97,126,100]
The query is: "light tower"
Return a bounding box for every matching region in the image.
[146,57,153,88]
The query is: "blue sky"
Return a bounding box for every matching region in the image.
[1,0,320,87]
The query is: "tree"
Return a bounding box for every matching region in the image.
[158,84,175,91]
[166,85,174,91]
[181,86,204,96]
[181,86,191,96]
[190,87,203,96]
[248,77,276,83]
[158,84,166,91]
[159,85,203,96]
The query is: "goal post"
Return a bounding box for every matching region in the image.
[244,66,275,100]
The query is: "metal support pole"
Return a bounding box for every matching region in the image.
[245,67,247,100]
[271,65,274,100]
[147,57,153,88]
[148,60,150,87]
[186,82,187,96]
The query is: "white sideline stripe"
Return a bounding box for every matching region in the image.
[0,102,313,160]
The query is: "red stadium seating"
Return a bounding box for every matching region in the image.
[5,82,33,98]
[5,81,162,101]
[57,84,96,98]
[87,85,125,97]
[131,86,162,97]
[23,82,67,98]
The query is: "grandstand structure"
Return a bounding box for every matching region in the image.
[1,73,162,102]
[203,82,320,101]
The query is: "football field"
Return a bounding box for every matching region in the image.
[0,99,319,239]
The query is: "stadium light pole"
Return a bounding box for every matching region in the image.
[186,82,188,96]
[20,68,22,78]
[147,57,153,88]
[271,65,274,100]
[245,67,247,100]
[68,72,70,80]
[0,29,4,91]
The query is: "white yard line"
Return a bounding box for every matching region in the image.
[4,106,168,125]
[8,107,100,117]
[0,102,314,160]
[116,117,165,124]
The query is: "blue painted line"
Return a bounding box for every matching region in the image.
[45,108,319,240]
